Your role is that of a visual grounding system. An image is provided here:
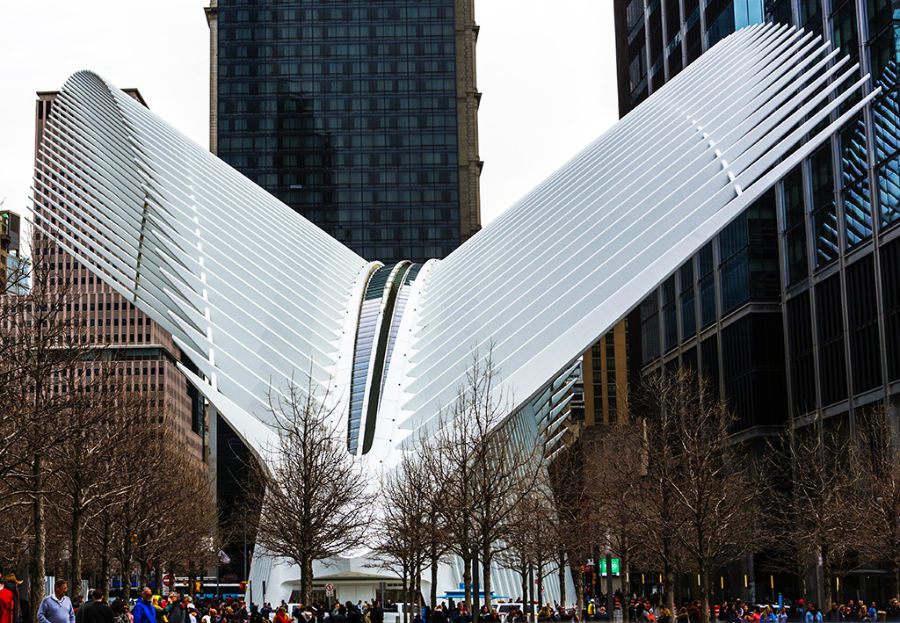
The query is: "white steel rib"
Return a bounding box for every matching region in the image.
[31,24,877,459]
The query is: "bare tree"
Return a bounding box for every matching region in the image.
[548,439,591,614]
[775,415,864,608]
[497,474,559,612]
[853,405,900,600]
[48,365,147,602]
[428,347,544,613]
[0,244,105,619]
[583,422,644,612]
[244,372,370,605]
[660,370,764,623]
[373,451,435,623]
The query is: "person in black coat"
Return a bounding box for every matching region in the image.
[75,591,114,623]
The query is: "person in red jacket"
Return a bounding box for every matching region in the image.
[0,573,23,623]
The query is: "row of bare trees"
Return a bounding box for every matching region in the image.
[0,249,218,620]
[242,343,900,621]
[579,369,900,622]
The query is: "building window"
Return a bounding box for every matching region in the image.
[640,293,661,365]
[680,261,696,339]
[810,144,839,267]
[881,237,900,381]
[783,165,808,285]
[700,334,720,402]
[699,242,716,327]
[816,273,848,405]
[662,276,678,351]
[786,292,816,415]
[846,254,882,393]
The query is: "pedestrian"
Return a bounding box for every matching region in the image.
[37,580,76,623]
[76,590,114,623]
[805,605,823,623]
[111,600,130,623]
[0,574,23,623]
[167,595,188,623]
[133,589,157,623]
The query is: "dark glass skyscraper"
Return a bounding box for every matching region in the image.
[609,0,899,603]
[206,0,482,264]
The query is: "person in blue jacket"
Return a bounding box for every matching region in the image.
[804,605,823,623]
[133,589,157,623]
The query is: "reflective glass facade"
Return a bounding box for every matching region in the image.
[210,0,481,263]
[617,0,900,430]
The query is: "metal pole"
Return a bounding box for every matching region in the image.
[244,516,248,584]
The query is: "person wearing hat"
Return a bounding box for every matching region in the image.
[0,573,23,623]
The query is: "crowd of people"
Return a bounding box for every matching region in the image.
[568,597,900,623]
[4,577,900,623]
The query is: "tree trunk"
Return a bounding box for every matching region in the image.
[463,554,473,611]
[402,571,409,623]
[816,544,827,610]
[894,562,900,603]
[99,522,110,601]
[664,566,675,612]
[416,569,422,620]
[482,548,492,610]
[537,561,545,611]
[558,554,567,609]
[473,549,480,623]
[521,563,528,609]
[122,535,134,603]
[120,554,132,603]
[139,560,148,594]
[570,560,584,620]
[30,455,46,623]
[699,569,710,623]
[301,556,313,606]
[71,499,83,603]
[431,549,439,609]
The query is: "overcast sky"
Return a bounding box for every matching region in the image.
[0,1,617,227]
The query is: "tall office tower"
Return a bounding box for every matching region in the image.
[31,91,207,465]
[206,0,482,264]
[611,0,898,602]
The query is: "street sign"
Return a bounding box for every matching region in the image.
[325,583,334,596]
[163,574,173,588]
[598,559,620,575]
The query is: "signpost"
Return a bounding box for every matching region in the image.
[598,559,620,575]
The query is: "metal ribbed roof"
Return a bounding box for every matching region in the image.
[30,24,877,459]
[399,24,877,434]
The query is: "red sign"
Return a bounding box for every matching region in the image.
[163,574,173,588]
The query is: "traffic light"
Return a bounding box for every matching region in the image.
[240,582,246,591]
[194,582,201,593]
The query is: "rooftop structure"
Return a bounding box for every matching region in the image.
[30,24,874,603]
